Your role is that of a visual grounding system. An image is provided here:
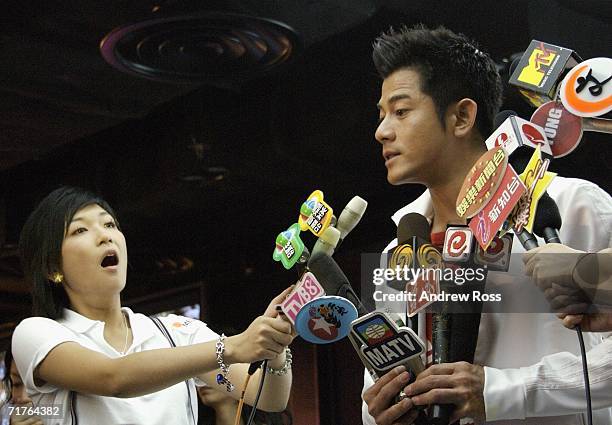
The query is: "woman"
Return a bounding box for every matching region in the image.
[12,186,294,424]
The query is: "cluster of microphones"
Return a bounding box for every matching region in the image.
[266,40,610,425]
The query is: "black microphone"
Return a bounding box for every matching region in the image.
[387,213,433,293]
[532,193,562,244]
[307,252,369,316]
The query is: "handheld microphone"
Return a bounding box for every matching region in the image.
[307,252,369,316]
[334,196,368,251]
[531,193,562,244]
[387,213,439,300]
[530,100,612,158]
[310,226,341,258]
[508,40,582,107]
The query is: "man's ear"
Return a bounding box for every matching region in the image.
[448,98,478,138]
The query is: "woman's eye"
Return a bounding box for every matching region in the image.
[105,221,116,229]
[73,227,87,235]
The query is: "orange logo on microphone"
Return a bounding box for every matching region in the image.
[560,58,612,118]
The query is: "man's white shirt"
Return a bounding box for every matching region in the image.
[362,177,612,425]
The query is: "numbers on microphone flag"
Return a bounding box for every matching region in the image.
[272,223,305,269]
[280,272,325,324]
[560,57,612,117]
[507,146,556,234]
[298,190,334,236]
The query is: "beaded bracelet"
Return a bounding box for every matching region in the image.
[266,347,292,376]
[215,334,235,392]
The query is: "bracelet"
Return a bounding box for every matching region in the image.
[215,334,235,392]
[266,347,292,376]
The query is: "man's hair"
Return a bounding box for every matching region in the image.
[19,186,120,319]
[372,24,502,137]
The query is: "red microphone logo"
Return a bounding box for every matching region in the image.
[442,227,473,262]
[494,132,508,148]
[521,123,547,146]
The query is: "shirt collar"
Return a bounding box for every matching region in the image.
[58,308,101,334]
[390,189,434,226]
[58,307,155,348]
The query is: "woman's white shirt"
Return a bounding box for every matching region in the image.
[12,307,218,425]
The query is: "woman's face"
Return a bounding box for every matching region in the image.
[60,203,128,299]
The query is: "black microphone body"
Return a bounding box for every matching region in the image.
[307,253,368,316]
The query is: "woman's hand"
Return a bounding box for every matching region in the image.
[225,286,296,364]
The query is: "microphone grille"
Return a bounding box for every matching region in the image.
[397,213,430,244]
[494,110,516,129]
[532,193,562,236]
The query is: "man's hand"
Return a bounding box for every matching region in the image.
[523,243,583,291]
[363,365,419,425]
[405,362,485,424]
[558,311,612,332]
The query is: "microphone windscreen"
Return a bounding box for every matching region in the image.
[307,253,350,295]
[532,193,562,236]
[397,213,430,245]
[494,110,517,129]
[336,196,368,239]
[509,57,521,79]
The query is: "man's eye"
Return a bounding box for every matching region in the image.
[105,221,116,229]
[395,109,409,117]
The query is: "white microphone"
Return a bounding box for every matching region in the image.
[310,226,341,258]
[335,196,368,250]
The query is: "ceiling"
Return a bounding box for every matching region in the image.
[1,0,611,346]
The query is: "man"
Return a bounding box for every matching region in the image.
[361,25,612,425]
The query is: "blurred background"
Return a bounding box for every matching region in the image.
[0,1,610,423]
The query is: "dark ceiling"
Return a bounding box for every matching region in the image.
[1,0,611,343]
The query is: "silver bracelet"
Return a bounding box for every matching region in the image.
[215,334,235,392]
[266,347,292,376]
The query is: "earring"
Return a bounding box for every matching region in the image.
[51,272,64,284]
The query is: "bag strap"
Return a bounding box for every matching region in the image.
[149,316,197,425]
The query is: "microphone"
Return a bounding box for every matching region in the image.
[334,196,368,251]
[486,111,555,250]
[387,213,438,297]
[530,100,612,158]
[531,193,562,244]
[559,57,612,118]
[307,252,369,316]
[508,39,582,107]
[311,226,341,258]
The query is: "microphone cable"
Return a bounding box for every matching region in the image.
[575,325,593,425]
[245,360,268,425]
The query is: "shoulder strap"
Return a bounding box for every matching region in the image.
[149,316,197,425]
[69,390,78,425]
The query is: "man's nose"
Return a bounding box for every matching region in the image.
[375,118,395,144]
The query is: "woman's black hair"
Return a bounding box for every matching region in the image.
[18,186,120,319]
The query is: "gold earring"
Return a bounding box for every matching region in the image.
[51,272,64,284]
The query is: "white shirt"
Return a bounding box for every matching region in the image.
[362,177,612,425]
[12,307,219,425]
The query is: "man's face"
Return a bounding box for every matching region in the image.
[376,68,450,186]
